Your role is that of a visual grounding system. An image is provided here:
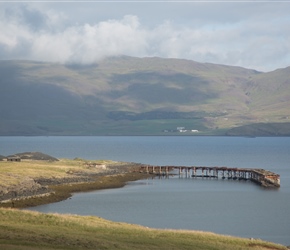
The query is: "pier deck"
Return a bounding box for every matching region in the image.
[139,166,280,188]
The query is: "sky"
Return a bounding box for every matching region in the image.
[0,1,290,72]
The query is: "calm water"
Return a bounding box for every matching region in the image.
[1,136,290,245]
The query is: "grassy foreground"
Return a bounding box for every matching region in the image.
[0,208,287,250]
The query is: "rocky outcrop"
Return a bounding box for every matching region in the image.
[0,176,50,202]
[6,152,59,161]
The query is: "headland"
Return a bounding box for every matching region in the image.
[0,152,147,208]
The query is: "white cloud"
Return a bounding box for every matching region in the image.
[0,7,148,63]
[0,3,289,71]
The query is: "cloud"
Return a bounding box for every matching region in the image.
[30,15,149,64]
[0,3,289,71]
[0,5,148,63]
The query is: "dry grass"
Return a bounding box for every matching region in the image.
[0,159,116,187]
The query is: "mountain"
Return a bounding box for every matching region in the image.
[0,56,289,136]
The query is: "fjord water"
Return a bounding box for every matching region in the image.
[1,136,290,245]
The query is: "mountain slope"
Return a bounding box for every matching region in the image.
[0,57,289,135]
[246,67,290,120]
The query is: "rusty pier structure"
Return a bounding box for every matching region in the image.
[139,166,280,188]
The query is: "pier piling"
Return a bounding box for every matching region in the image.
[140,165,280,188]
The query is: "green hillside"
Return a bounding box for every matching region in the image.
[1,208,287,250]
[0,57,289,135]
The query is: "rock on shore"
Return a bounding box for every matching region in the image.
[0,176,50,202]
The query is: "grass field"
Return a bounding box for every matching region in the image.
[0,208,287,250]
[0,159,114,187]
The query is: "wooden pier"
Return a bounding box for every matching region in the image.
[139,166,280,188]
